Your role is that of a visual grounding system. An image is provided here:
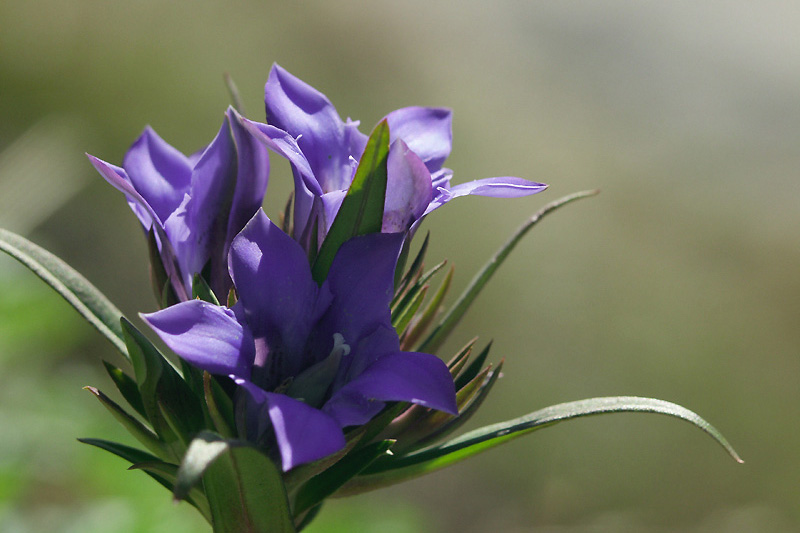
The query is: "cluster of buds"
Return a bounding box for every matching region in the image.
[0,65,740,533]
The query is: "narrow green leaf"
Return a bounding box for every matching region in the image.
[192,273,220,305]
[419,190,600,354]
[122,318,204,457]
[391,260,445,317]
[343,396,742,495]
[146,228,178,309]
[293,440,395,515]
[311,120,390,283]
[84,386,166,457]
[130,461,212,522]
[0,228,128,357]
[102,360,147,418]
[78,438,180,500]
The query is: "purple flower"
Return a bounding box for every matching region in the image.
[142,209,457,470]
[87,107,269,302]
[241,64,547,247]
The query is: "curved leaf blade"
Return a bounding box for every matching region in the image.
[342,396,741,494]
[419,190,599,354]
[0,228,128,356]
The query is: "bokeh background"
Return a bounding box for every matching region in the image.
[1,1,798,531]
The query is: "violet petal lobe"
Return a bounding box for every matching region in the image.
[141,300,254,380]
[321,231,405,344]
[237,381,346,471]
[447,176,548,198]
[335,351,458,415]
[265,64,367,193]
[383,139,433,233]
[122,126,192,223]
[228,210,321,366]
[384,106,452,173]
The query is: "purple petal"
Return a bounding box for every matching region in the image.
[239,384,345,471]
[384,107,452,173]
[322,232,404,343]
[265,64,367,192]
[141,300,254,379]
[322,387,385,428]
[383,140,433,232]
[87,154,159,230]
[336,351,458,415]
[238,117,320,240]
[447,176,548,198]
[229,210,321,374]
[123,126,192,223]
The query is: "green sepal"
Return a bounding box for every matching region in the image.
[419,190,599,354]
[392,285,428,336]
[84,386,166,457]
[454,341,493,390]
[342,396,742,495]
[293,440,395,516]
[0,228,128,357]
[122,317,204,459]
[403,265,454,349]
[311,120,390,283]
[223,72,247,115]
[176,432,296,533]
[192,273,220,305]
[102,360,147,418]
[204,372,236,438]
[393,232,429,301]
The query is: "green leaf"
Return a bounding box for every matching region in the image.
[311,120,390,283]
[0,228,128,357]
[418,190,599,354]
[102,360,147,418]
[84,386,166,457]
[176,432,295,533]
[204,372,236,439]
[293,440,394,516]
[192,273,220,305]
[392,285,428,336]
[342,396,742,495]
[122,318,204,458]
[454,341,493,390]
[78,438,180,499]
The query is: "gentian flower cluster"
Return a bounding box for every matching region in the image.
[0,64,741,533]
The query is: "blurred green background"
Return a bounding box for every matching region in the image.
[1,1,798,531]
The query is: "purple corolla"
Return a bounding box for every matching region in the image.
[88,107,269,302]
[142,209,457,470]
[241,64,547,248]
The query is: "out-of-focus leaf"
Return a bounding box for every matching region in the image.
[0,228,128,356]
[223,72,247,116]
[419,190,599,354]
[342,396,742,495]
[312,120,390,283]
[84,386,165,457]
